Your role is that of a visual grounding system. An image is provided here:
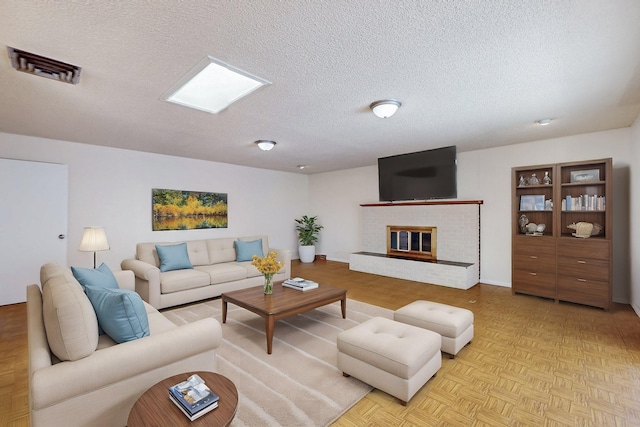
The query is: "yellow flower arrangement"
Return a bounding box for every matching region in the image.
[251,251,284,274]
[251,251,283,294]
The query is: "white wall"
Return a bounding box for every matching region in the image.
[0,132,309,272]
[2,127,634,305]
[630,117,640,314]
[309,128,632,303]
[308,166,379,261]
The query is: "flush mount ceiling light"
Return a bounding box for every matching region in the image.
[255,140,276,151]
[7,46,81,84]
[370,99,402,118]
[537,119,552,126]
[297,165,306,169]
[162,56,270,114]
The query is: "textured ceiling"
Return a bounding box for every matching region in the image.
[1,1,640,174]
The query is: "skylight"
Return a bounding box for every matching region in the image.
[162,56,270,114]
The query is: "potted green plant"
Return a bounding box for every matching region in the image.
[295,215,323,263]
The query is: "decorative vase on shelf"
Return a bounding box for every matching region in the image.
[529,173,539,185]
[263,273,274,295]
[518,214,529,234]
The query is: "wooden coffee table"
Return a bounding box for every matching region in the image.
[222,282,347,354]
[127,371,238,426]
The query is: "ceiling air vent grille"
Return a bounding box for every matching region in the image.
[7,46,81,84]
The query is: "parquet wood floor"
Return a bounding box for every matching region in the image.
[0,302,29,427]
[294,260,640,427]
[2,260,640,426]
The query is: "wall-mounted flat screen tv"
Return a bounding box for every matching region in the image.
[378,146,457,202]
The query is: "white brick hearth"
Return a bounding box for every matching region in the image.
[349,201,482,289]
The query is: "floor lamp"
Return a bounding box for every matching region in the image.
[78,226,110,268]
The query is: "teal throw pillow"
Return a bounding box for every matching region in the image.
[155,243,193,272]
[234,239,263,262]
[84,286,150,343]
[71,262,119,291]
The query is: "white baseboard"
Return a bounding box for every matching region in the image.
[479,279,511,288]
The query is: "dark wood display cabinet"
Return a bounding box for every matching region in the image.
[511,158,612,310]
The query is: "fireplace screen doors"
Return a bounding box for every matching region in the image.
[387,226,437,260]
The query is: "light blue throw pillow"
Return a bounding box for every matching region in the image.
[71,262,119,291]
[234,239,263,262]
[155,243,193,272]
[84,285,150,343]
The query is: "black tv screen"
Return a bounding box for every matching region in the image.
[378,146,457,201]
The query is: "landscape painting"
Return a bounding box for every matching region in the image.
[152,188,228,231]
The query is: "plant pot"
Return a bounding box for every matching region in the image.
[298,245,316,263]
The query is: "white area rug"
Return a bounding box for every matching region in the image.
[163,297,393,426]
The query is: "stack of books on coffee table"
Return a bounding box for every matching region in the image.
[283,277,319,291]
[168,374,220,421]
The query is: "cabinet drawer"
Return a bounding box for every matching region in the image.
[513,237,556,257]
[557,275,609,308]
[557,238,609,260]
[512,270,556,298]
[513,253,555,271]
[557,257,609,281]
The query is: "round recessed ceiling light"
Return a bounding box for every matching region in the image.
[297,165,306,169]
[537,119,552,126]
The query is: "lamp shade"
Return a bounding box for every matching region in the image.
[78,226,110,252]
[370,100,402,118]
[255,140,276,151]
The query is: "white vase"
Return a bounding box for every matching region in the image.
[298,245,316,263]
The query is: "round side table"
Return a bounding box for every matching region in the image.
[128,371,238,427]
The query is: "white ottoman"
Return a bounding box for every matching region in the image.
[394,300,474,358]
[337,317,441,405]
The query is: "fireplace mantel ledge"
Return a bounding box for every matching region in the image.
[360,200,483,207]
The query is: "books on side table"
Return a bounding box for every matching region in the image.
[283,277,319,291]
[168,374,220,421]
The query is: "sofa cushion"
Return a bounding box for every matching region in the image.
[41,265,99,361]
[160,269,211,294]
[156,243,194,272]
[136,242,162,266]
[235,262,263,278]
[206,238,237,264]
[146,307,179,335]
[84,285,150,343]
[72,263,121,335]
[95,301,175,350]
[234,239,263,262]
[71,263,119,291]
[239,235,270,259]
[195,264,249,284]
[41,262,78,290]
[186,240,210,266]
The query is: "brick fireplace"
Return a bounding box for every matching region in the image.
[350,200,482,289]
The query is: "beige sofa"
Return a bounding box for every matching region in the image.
[27,262,222,427]
[121,235,291,309]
